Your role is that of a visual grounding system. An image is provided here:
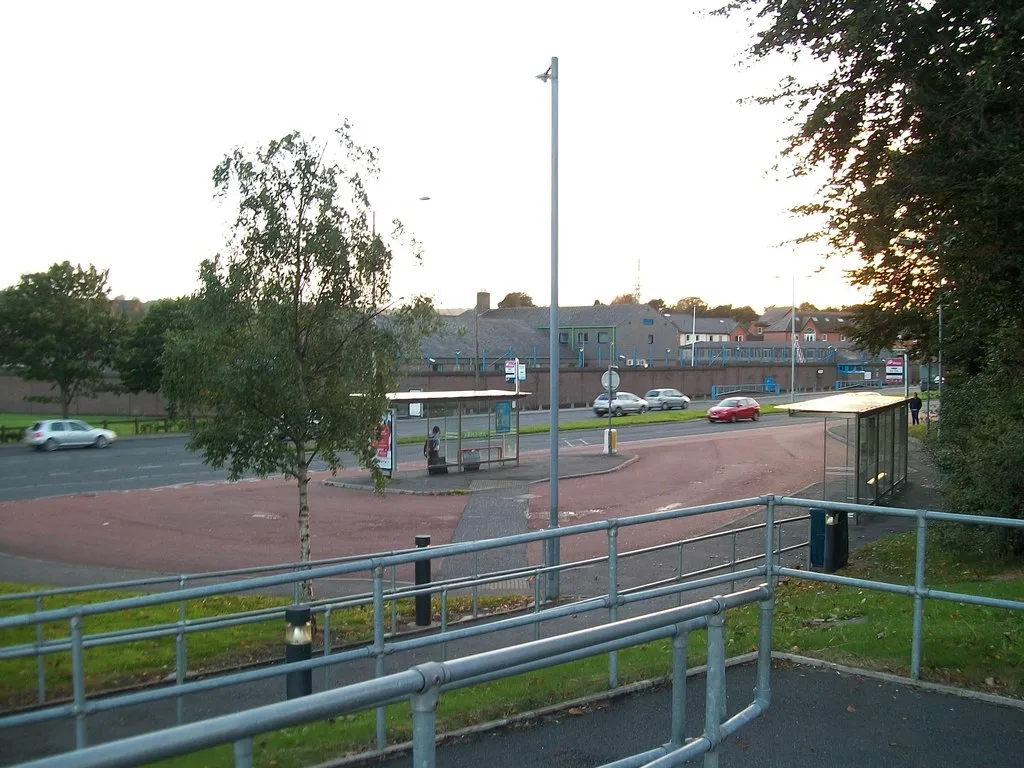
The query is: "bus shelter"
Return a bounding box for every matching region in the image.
[389,390,530,473]
[781,391,910,510]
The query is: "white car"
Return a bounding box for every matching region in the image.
[24,419,118,451]
[644,388,691,411]
[592,392,648,417]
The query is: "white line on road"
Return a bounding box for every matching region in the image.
[48,471,71,477]
[93,468,118,473]
[138,465,162,469]
[179,461,203,467]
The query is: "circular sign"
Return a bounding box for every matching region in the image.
[601,369,620,390]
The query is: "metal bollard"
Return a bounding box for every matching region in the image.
[415,535,432,627]
[285,605,313,699]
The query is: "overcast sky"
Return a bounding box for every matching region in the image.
[0,0,867,312]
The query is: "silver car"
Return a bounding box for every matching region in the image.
[24,419,118,451]
[644,388,691,411]
[592,391,648,417]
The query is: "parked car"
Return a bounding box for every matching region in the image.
[644,388,691,411]
[919,375,945,392]
[707,397,761,423]
[24,419,117,451]
[592,391,648,417]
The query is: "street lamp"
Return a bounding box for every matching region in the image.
[774,274,811,403]
[579,346,585,368]
[538,56,560,601]
[605,354,626,444]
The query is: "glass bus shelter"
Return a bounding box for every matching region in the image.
[782,391,910,512]
[388,389,530,473]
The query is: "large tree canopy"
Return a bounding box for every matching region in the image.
[162,125,439,591]
[497,292,535,308]
[722,0,1024,550]
[119,297,194,395]
[0,262,125,417]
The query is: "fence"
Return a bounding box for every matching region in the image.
[0,417,179,444]
[3,494,1024,767]
[709,383,782,399]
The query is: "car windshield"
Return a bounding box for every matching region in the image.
[718,399,742,407]
[645,390,660,398]
[595,394,608,401]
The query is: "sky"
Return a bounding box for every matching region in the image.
[0,1,870,313]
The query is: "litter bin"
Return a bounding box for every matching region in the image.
[809,508,849,573]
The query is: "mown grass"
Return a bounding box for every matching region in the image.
[101,530,1024,767]
[0,585,529,710]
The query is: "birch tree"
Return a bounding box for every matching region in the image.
[162,124,438,598]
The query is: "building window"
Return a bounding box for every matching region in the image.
[803,329,816,342]
[577,331,589,344]
[820,333,827,341]
[736,334,744,342]
[558,332,569,344]
[840,335,847,342]
[685,334,691,342]
[646,334,654,344]
[597,331,609,343]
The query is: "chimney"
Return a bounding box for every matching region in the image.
[476,291,490,315]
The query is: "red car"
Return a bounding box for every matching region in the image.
[707,397,761,423]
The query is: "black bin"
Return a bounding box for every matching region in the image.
[809,508,849,573]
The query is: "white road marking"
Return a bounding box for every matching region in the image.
[138,464,162,469]
[179,461,203,467]
[48,471,71,477]
[93,468,117,473]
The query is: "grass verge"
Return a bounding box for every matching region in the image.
[0,585,530,711]
[11,529,1020,768]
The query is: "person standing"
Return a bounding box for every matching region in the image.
[909,393,923,425]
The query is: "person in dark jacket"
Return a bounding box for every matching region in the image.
[424,426,441,464]
[909,393,923,425]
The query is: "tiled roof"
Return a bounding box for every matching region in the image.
[664,315,741,334]
[478,303,661,329]
[420,316,548,358]
[758,308,855,333]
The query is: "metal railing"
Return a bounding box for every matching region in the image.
[4,493,1023,767]
[709,383,782,399]
[11,586,775,768]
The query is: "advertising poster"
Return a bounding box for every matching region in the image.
[374,410,395,474]
[495,401,511,434]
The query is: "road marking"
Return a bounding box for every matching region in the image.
[93,468,117,473]
[180,461,203,467]
[138,464,162,469]
[48,471,71,477]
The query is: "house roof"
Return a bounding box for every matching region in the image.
[478,303,663,329]
[757,308,855,334]
[420,315,549,358]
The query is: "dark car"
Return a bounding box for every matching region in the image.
[707,397,761,423]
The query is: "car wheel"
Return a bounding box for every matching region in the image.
[752,411,760,421]
[682,402,689,410]
[614,407,624,417]
[730,414,737,423]
[639,406,647,414]
[94,435,109,449]
[44,438,58,452]
[663,403,672,411]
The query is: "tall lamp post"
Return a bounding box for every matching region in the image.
[775,274,810,403]
[537,56,559,601]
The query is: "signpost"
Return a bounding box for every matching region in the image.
[373,409,395,476]
[601,366,620,455]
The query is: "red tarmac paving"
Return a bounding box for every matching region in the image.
[0,424,822,576]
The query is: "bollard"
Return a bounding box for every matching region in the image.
[415,535,432,627]
[285,605,313,699]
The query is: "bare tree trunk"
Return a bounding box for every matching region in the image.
[60,384,71,419]
[296,460,314,603]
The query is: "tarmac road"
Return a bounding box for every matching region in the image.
[0,413,794,502]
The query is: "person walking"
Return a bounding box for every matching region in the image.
[909,393,923,425]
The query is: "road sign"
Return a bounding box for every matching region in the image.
[505,360,516,382]
[517,363,526,381]
[601,369,620,390]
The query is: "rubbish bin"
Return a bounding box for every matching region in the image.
[809,508,849,573]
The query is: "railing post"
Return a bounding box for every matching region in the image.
[756,594,774,709]
[607,526,619,688]
[677,543,685,606]
[704,609,726,768]
[440,589,449,662]
[911,510,927,680]
[70,613,87,749]
[176,575,187,725]
[411,675,441,768]
[471,551,480,618]
[730,532,737,593]
[373,566,387,750]
[35,595,45,705]
[671,625,689,747]
[322,607,332,689]
[232,736,253,768]
[390,565,398,635]
[764,497,775,587]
